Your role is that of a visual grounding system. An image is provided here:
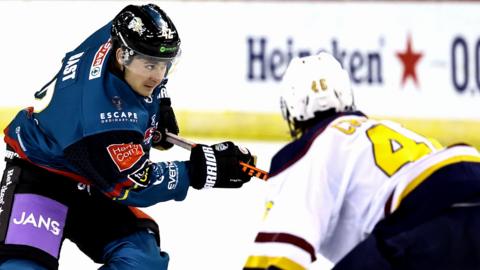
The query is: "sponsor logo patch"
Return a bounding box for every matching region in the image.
[0,168,15,226]
[5,150,20,160]
[202,146,217,188]
[0,169,14,207]
[165,162,179,190]
[99,111,138,124]
[5,194,67,258]
[89,40,112,80]
[107,143,145,172]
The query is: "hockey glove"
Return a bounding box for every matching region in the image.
[189,141,254,189]
[153,97,179,151]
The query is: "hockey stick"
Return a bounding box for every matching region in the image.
[165,132,269,181]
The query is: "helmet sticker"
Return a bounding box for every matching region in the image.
[160,46,177,53]
[311,79,328,93]
[160,25,174,39]
[128,17,146,36]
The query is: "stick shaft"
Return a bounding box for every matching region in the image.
[165,132,196,150]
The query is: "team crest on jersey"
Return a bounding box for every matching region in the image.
[144,127,155,145]
[107,143,145,172]
[128,160,150,187]
[89,40,112,80]
[111,96,122,111]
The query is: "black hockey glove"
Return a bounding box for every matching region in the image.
[152,97,179,151]
[189,141,254,189]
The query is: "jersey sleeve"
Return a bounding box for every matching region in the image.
[64,130,190,207]
[244,137,337,270]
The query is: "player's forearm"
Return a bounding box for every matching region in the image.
[109,160,190,207]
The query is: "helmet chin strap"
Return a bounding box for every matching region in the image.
[287,119,300,139]
[289,109,339,139]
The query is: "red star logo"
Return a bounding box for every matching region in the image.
[396,35,423,88]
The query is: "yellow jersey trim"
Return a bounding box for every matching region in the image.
[244,255,305,270]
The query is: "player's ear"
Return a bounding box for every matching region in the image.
[115,48,125,70]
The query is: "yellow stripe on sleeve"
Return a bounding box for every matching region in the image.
[244,255,306,270]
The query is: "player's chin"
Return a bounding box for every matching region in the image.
[140,86,155,97]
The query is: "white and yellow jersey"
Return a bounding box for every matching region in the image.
[244,112,480,270]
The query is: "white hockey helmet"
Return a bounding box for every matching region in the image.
[280,52,355,137]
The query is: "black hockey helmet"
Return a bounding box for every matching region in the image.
[111,4,181,60]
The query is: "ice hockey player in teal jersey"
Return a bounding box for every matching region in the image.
[0,4,254,270]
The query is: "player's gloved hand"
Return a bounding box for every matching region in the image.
[189,141,254,189]
[152,97,179,151]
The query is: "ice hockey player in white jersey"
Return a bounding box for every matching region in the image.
[243,52,480,270]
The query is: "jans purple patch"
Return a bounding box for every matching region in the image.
[5,194,67,258]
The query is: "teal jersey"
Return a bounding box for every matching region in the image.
[4,22,190,207]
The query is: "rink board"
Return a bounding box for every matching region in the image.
[2,107,480,149]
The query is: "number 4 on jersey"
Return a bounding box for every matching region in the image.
[367,124,433,177]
